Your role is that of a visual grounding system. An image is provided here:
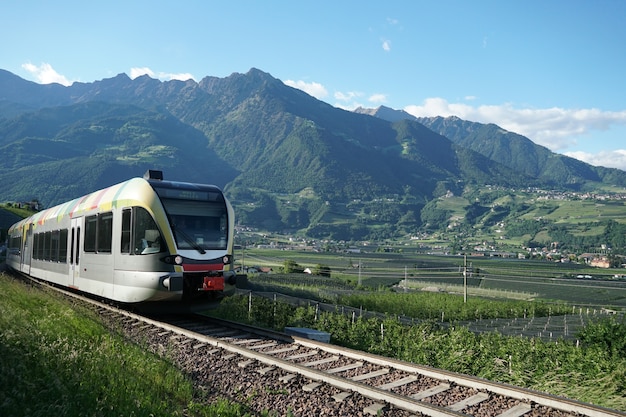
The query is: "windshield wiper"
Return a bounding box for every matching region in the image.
[175,228,206,254]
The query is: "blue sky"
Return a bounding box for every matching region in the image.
[3,0,626,170]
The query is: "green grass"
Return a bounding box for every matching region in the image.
[0,272,253,417]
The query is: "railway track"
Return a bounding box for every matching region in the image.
[151,314,624,417]
[24,277,626,416]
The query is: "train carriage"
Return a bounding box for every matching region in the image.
[6,170,238,309]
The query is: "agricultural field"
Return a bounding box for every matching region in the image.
[239,247,626,310]
[236,247,626,350]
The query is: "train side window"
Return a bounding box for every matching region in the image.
[97,212,113,253]
[33,233,39,260]
[39,232,44,260]
[85,213,113,253]
[51,230,59,262]
[121,209,131,254]
[59,229,68,263]
[132,207,164,255]
[35,233,40,260]
[44,231,52,261]
[84,215,97,253]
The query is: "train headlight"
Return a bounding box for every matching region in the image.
[222,255,230,264]
[161,255,184,265]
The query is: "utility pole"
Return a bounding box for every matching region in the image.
[463,255,468,303]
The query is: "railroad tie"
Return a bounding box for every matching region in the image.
[247,341,278,350]
[410,382,450,400]
[302,382,321,392]
[303,355,339,367]
[238,359,255,368]
[446,392,489,411]
[279,374,297,383]
[264,345,300,355]
[286,350,318,360]
[494,403,532,417]
[257,366,275,375]
[351,368,390,382]
[377,375,418,391]
[363,403,386,415]
[332,391,351,402]
[204,329,241,338]
[231,338,262,345]
[326,361,364,374]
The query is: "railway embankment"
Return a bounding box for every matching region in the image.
[0,272,251,416]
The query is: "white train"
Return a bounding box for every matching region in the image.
[6,170,238,310]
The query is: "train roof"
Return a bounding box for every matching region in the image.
[8,174,224,233]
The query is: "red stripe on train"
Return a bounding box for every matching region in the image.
[182,263,223,272]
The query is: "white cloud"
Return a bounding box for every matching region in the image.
[21,62,72,86]
[368,94,387,104]
[404,98,626,152]
[130,67,195,81]
[333,91,365,110]
[404,97,626,170]
[565,150,626,171]
[382,39,391,52]
[334,91,362,102]
[130,67,155,79]
[284,79,328,99]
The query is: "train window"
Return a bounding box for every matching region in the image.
[33,233,39,260]
[84,213,113,253]
[33,233,43,259]
[39,232,45,260]
[84,216,97,252]
[163,199,228,250]
[121,209,131,254]
[59,229,68,263]
[132,207,164,255]
[44,231,52,261]
[98,212,113,253]
[51,230,59,262]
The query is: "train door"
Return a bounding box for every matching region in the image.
[21,224,33,274]
[69,217,82,287]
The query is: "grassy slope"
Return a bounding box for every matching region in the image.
[0,272,250,417]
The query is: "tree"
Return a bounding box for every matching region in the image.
[314,264,331,277]
[282,259,303,273]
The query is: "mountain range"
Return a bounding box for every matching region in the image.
[1,68,625,240]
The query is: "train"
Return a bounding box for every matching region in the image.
[5,170,240,311]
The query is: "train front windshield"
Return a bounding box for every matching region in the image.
[151,183,228,251]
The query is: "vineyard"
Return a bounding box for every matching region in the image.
[234,285,616,343]
[208,291,626,411]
